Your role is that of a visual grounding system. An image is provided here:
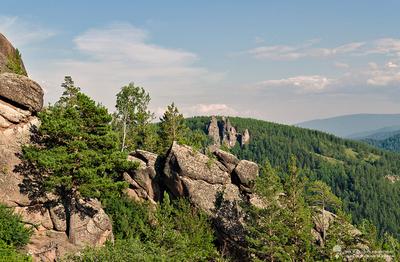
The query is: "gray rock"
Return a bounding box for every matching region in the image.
[213,149,239,173]
[49,204,67,232]
[0,73,43,112]
[71,198,113,247]
[233,160,259,187]
[241,129,250,146]
[163,142,231,194]
[207,116,221,146]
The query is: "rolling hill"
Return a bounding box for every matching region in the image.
[186,116,400,239]
[297,114,400,138]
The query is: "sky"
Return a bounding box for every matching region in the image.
[1,1,400,124]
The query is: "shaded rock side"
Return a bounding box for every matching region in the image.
[124,150,162,204]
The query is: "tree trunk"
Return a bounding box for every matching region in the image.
[68,193,77,244]
[121,112,127,152]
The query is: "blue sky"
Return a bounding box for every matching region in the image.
[1,1,400,123]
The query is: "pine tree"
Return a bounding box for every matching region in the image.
[306,180,342,244]
[20,77,133,244]
[283,156,313,260]
[158,103,189,153]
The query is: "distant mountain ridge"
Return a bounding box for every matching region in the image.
[297,114,400,138]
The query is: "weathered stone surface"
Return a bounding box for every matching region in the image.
[49,204,67,232]
[71,198,113,247]
[14,205,53,230]
[133,149,158,168]
[222,117,237,148]
[0,33,27,75]
[241,128,250,146]
[164,142,231,188]
[127,155,146,169]
[125,150,161,203]
[207,116,221,146]
[0,116,39,207]
[0,73,43,112]
[233,160,259,187]
[213,149,239,173]
[0,99,31,123]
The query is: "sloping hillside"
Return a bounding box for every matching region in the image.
[186,116,400,238]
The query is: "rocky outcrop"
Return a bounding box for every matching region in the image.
[0,73,43,112]
[207,116,250,148]
[241,128,250,146]
[207,116,221,146]
[124,150,162,204]
[0,35,112,261]
[163,142,258,247]
[0,33,27,76]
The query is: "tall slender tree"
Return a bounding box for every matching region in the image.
[114,83,155,152]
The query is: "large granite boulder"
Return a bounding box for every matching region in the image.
[163,142,231,206]
[0,73,43,112]
[0,33,27,76]
[233,160,259,188]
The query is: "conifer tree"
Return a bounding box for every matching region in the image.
[20,77,133,244]
[158,103,189,152]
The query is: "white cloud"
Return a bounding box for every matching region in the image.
[185,103,238,116]
[367,38,400,56]
[28,22,224,111]
[257,75,333,92]
[0,16,55,47]
[334,62,350,69]
[74,23,197,66]
[245,40,365,61]
[366,62,400,86]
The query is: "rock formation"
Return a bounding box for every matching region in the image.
[207,116,250,148]
[123,150,162,204]
[0,33,112,261]
[0,33,27,76]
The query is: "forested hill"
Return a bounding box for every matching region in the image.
[364,134,400,153]
[185,116,400,239]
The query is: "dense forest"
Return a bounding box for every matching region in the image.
[364,133,400,152]
[186,116,400,240]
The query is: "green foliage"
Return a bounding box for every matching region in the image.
[364,133,400,152]
[21,77,131,200]
[306,180,342,213]
[0,205,32,261]
[113,83,157,152]
[157,103,190,153]
[70,193,219,261]
[0,241,31,262]
[0,205,32,247]
[245,158,313,261]
[19,77,134,243]
[185,116,400,239]
[6,49,26,76]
